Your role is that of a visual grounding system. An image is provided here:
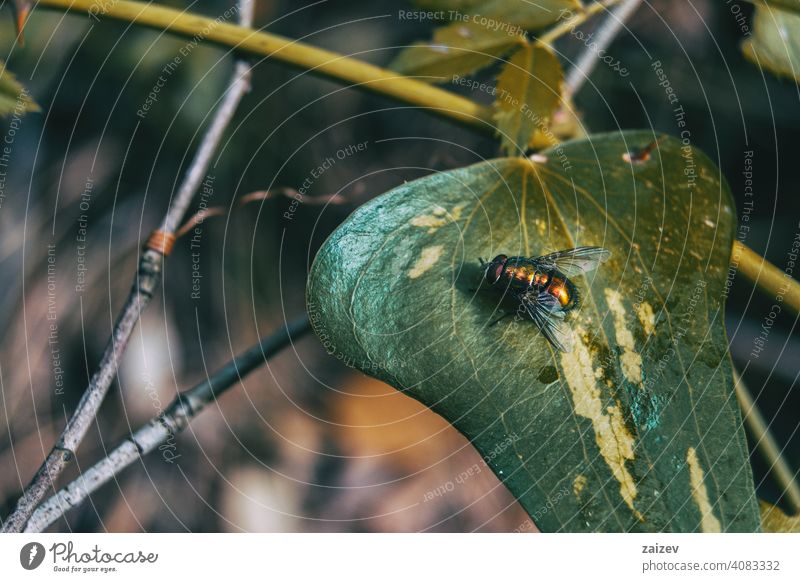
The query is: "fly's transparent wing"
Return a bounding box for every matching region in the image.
[536,246,611,277]
[520,291,573,352]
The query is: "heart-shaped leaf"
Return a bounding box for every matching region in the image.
[307,131,760,532]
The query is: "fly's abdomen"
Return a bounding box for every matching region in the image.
[546,273,579,310]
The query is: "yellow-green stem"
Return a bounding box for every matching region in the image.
[733,241,800,317]
[36,0,495,130]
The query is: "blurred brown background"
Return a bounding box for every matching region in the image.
[0,0,797,531]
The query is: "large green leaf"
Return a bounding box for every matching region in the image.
[307,130,760,532]
[0,60,39,117]
[390,21,526,80]
[741,6,800,82]
[493,42,562,155]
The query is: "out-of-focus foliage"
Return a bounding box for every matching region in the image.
[0,60,38,117]
[392,0,575,150]
[745,0,800,16]
[741,6,800,82]
[493,42,562,154]
[390,20,525,80]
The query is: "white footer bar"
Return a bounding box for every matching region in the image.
[1,533,797,581]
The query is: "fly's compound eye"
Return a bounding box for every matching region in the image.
[485,255,507,284]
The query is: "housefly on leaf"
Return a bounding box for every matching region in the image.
[479,246,611,352]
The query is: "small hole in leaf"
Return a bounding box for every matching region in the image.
[622,136,666,164]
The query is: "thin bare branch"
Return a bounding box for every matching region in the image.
[1,0,255,533]
[160,0,253,233]
[734,369,800,513]
[564,0,642,98]
[24,316,312,533]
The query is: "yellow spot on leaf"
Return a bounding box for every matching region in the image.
[686,447,722,532]
[605,289,643,386]
[636,301,655,336]
[410,203,466,233]
[410,213,446,231]
[573,474,587,499]
[560,330,643,521]
[408,245,443,279]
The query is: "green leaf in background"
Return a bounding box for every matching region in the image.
[307,130,760,532]
[391,21,526,80]
[413,0,581,30]
[760,500,800,532]
[0,60,39,117]
[745,0,800,16]
[741,6,800,82]
[493,42,562,155]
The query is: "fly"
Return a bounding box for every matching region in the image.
[479,246,612,352]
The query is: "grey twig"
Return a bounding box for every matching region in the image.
[160,0,254,233]
[24,316,312,533]
[564,0,642,98]
[1,0,255,533]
